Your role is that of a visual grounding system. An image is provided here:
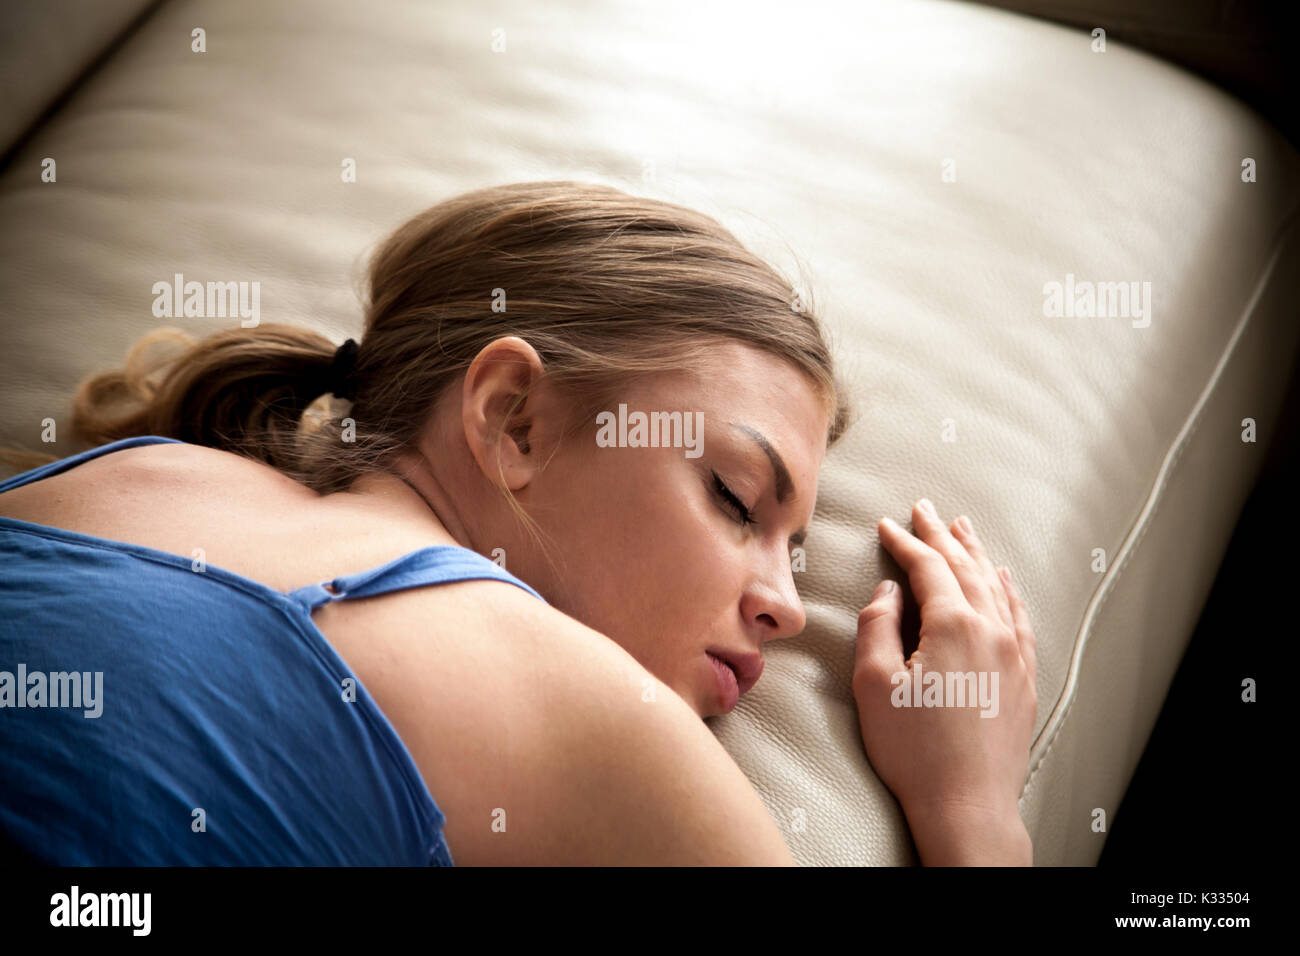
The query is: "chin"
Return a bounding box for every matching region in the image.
[682,686,710,721]
[696,695,719,721]
[669,673,714,720]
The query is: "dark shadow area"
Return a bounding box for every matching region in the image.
[973,0,1300,148]
[0,0,166,176]
[1099,356,1295,868]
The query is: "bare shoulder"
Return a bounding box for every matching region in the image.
[0,440,337,591]
[79,440,312,498]
[0,440,311,520]
[318,577,797,866]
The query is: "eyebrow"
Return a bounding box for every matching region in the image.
[726,421,807,547]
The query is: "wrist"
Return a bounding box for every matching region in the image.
[902,799,1032,866]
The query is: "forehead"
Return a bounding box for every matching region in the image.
[636,340,830,471]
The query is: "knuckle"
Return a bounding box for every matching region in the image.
[940,541,967,563]
[992,627,1021,658]
[950,550,980,577]
[913,538,942,561]
[926,605,982,642]
[919,549,947,574]
[857,602,892,629]
[962,613,992,641]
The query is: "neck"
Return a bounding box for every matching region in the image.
[346,463,472,552]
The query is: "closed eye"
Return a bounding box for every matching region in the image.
[712,470,756,528]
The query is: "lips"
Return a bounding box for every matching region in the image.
[705,647,764,697]
[707,653,739,713]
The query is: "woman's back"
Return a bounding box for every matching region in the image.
[0,438,797,865]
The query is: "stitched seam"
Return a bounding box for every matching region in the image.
[1022,399,1204,797]
[1021,211,1298,798]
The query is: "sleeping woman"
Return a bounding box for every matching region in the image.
[0,181,1037,866]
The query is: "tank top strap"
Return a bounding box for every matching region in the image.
[288,545,546,611]
[0,436,182,492]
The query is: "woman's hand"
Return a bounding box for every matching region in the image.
[853,499,1038,864]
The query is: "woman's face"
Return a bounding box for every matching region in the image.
[468,339,830,719]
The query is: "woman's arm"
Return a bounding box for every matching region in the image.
[367,577,798,866]
[904,800,1033,866]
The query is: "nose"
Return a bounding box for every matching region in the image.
[740,551,806,642]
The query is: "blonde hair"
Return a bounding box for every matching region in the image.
[3,182,853,556]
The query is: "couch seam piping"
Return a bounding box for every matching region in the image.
[1021,209,1299,799]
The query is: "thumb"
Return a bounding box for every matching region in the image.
[855,579,905,681]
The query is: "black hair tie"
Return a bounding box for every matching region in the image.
[329,338,360,401]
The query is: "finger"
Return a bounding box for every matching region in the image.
[999,566,1037,687]
[877,514,968,615]
[950,515,1014,632]
[855,579,905,684]
[909,499,1001,621]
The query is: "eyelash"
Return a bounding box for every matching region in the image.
[712,470,756,528]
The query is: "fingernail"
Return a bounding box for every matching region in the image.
[956,515,973,535]
[881,580,896,595]
[999,567,1011,584]
[919,498,936,516]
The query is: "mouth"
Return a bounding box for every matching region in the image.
[705,652,740,714]
[705,646,764,698]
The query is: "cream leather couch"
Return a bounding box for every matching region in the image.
[1,0,1296,865]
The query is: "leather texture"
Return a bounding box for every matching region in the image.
[0,0,1296,865]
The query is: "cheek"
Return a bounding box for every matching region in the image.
[613,477,740,658]
[546,455,734,652]
[616,459,731,592]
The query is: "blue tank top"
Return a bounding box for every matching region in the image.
[0,435,545,865]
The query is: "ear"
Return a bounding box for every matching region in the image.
[460,336,547,491]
